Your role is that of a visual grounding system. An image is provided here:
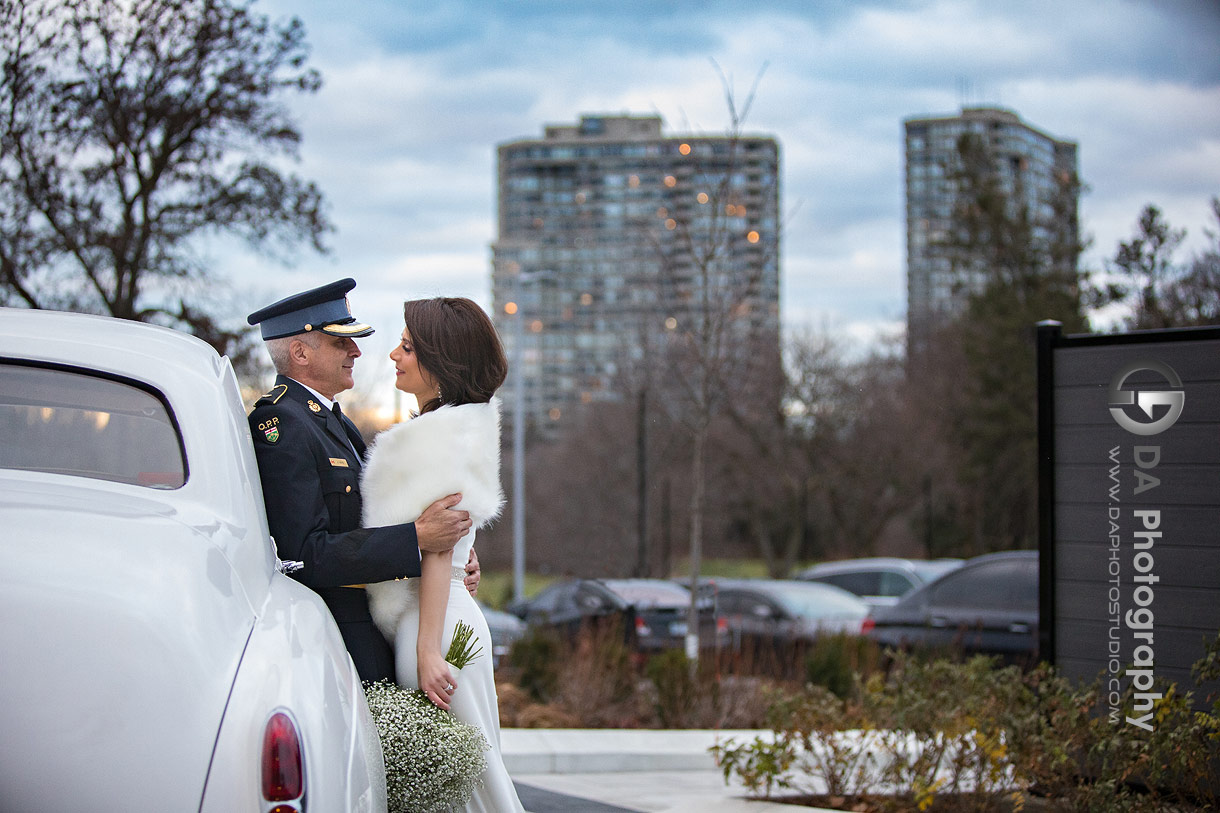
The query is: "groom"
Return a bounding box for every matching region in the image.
[247,278,480,682]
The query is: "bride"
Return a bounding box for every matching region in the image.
[361,297,524,812]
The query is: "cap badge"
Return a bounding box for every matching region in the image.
[308,400,321,413]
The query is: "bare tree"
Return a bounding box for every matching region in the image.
[637,64,782,658]
[0,0,330,364]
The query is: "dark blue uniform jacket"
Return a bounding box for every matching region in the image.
[249,375,420,681]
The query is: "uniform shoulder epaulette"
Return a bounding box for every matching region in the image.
[255,383,289,407]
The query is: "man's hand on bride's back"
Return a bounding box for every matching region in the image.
[416,493,472,552]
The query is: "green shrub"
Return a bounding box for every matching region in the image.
[804,633,881,699]
[716,634,1220,811]
[646,649,698,728]
[506,626,562,702]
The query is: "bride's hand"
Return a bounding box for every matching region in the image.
[419,650,457,710]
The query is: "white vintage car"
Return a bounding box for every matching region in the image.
[0,308,386,812]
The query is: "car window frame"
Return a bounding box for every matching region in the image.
[0,358,190,489]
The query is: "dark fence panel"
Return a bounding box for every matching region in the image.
[1038,323,1220,723]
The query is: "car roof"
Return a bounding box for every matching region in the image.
[803,557,962,576]
[1,308,224,386]
[874,550,1038,614]
[709,578,869,613]
[704,577,863,599]
[599,578,691,606]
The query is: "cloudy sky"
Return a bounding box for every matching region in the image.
[237,0,1220,401]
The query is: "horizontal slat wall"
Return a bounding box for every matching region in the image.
[1047,336,1220,708]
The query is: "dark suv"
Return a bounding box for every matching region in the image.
[863,551,1039,662]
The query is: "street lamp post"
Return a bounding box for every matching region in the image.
[511,299,526,605]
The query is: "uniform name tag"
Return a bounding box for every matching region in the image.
[329,457,349,468]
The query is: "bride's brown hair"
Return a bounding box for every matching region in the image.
[403,297,508,414]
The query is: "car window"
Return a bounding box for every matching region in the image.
[929,558,1037,611]
[0,363,186,489]
[719,592,776,618]
[575,584,614,611]
[716,592,756,616]
[530,582,575,615]
[877,571,916,597]
[821,571,881,596]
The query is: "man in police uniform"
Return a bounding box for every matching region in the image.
[247,278,478,683]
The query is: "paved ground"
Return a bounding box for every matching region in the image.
[502,729,829,813]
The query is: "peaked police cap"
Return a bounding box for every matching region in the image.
[247,278,374,340]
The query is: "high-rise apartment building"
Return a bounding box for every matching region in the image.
[492,114,780,434]
[904,106,1078,356]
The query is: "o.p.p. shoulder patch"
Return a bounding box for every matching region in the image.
[256,415,281,444]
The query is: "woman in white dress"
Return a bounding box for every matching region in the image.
[361,297,525,812]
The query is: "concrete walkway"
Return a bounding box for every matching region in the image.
[503,728,832,813]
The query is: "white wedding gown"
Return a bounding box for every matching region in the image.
[389,533,524,812]
[360,400,524,813]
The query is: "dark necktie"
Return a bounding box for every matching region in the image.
[331,402,365,457]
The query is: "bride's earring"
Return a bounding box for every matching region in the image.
[436,386,442,402]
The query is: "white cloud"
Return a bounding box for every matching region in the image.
[237,0,1219,369]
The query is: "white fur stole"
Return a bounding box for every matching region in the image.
[362,399,503,638]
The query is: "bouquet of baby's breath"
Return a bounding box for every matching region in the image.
[363,621,488,813]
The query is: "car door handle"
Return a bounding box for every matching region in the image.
[929,616,949,628]
[1008,622,1030,634]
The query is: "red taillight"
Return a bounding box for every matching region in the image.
[262,711,303,804]
[860,617,875,635]
[716,617,728,632]
[635,616,652,637]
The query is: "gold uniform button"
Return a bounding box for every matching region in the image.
[345,485,352,493]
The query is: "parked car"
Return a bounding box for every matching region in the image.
[477,600,527,667]
[863,550,1039,662]
[0,309,385,813]
[796,557,964,608]
[703,578,871,646]
[509,577,718,652]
